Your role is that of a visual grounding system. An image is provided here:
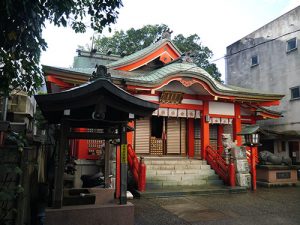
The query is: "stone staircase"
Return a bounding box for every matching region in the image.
[145,157,223,189]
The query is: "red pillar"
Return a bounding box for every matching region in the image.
[201,101,209,160]
[251,146,257,191]
[187,118,195,158]
[217,125,224,154]
[233,103,242,146]
[251,118,257,190]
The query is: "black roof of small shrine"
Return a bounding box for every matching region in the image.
[35,78,158,127]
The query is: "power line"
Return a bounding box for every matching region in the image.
[210,28,300,63]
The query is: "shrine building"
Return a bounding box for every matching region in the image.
[44,38,283,158]
[42,38,284,189]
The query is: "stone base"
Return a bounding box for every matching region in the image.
[63,188,115,206]
[256,165,298,187]
[257,181,297,187]
[45,202,134,225]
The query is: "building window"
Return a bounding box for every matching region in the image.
[251,55,259,67]
[291,86,300,100]
[286,38,297,52]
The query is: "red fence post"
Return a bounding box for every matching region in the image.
[138,157,146,192]
[229,160,236,187]
[251,147,257,191]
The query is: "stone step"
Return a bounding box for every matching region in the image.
[147,169,215,176]
[147,174,219,182]
[146,179,221,189]
[144,159,207,166]
[138,186,247,198]
[207,179,224,186]
[146,178,224,189]
[146,164,211,170]
[143,157,224,190]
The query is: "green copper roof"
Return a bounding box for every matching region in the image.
[42,65,94,76]
[107,38,182,68]
[43,62,284,101]
[112,62,284,99]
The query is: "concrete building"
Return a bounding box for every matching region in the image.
[226,6,300,163]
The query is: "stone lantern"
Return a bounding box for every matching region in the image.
[238,125,261,191]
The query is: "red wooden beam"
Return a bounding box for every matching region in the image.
[46,75,74,88]
[233,103,242,146]
[255,100,280,106]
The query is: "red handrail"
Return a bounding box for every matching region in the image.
[206,145,235,186]
[127,144,146,191]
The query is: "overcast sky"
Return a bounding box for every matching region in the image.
[40,0,300,80]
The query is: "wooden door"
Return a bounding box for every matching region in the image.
[167,118,181,154]
[135,117,150,154]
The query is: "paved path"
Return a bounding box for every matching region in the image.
[131,186,300,225]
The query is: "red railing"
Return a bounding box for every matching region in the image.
[127,144,146,191]
[246,147,259,165]
[246,146,258,191]
[206,145,235,186]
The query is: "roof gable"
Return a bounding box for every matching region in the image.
[107,39,181,71]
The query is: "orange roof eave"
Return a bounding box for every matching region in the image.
[113,43,181,71]
[125,76,283,105]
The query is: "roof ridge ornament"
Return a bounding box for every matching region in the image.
[155,28,173,42]
[181,51,194,63]
[161,28,173,40]
[90,65,111,81]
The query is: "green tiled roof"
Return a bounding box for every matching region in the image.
[44,62,283,99]
[43,65,94,76]
[114,62,283,99]
[107,39,182,68]
[43,62,284,100]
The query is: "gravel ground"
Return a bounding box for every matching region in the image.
[131,186,300,225]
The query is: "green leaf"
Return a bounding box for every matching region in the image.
[0,0,123,94]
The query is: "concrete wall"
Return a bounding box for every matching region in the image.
[226,6,300,132]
